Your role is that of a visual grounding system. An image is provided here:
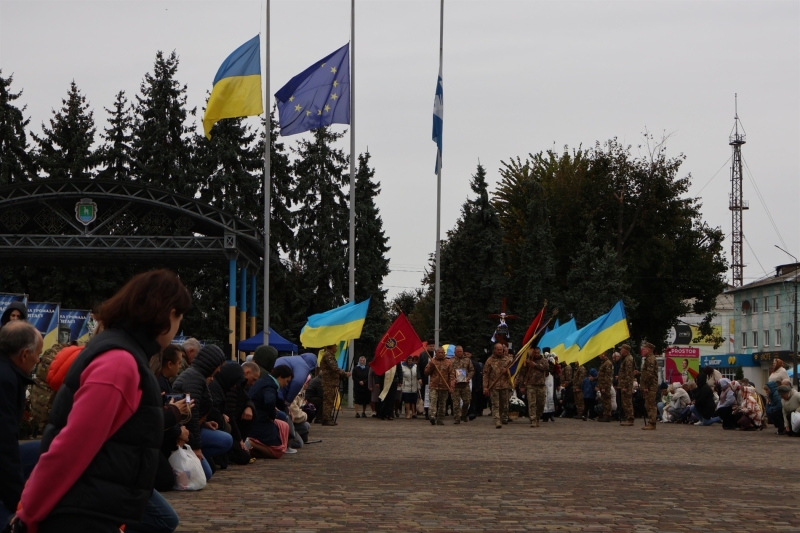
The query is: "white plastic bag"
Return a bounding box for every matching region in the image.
[169,445,207,491]
[791,412,800,434]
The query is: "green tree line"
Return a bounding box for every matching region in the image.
[0,53,390,359]
[396,139,727,359]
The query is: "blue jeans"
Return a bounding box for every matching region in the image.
[690,405,709,423]
[657,401,665,420]
[0,442,42,524]
[199,428,233,480]
[126,490,179,533]
[276,411,299,447]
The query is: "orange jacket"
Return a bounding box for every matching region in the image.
[46,345,84,391]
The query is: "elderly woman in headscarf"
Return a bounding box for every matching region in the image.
[734,382,764,430]
[769,359,790,384]
[703,378,737,427]
[666,382,691,422]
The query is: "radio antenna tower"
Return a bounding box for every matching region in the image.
[729,94,748,287]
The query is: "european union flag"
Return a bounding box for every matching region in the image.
[275,43,350,136]
[432,66,443,174]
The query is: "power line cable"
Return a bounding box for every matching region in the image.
[696,156,731,195]
[742,157,788,250]
[743,234,767,277]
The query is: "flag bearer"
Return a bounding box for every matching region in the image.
[519,346,548,427]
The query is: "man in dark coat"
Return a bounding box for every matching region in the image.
[0,321,43,524]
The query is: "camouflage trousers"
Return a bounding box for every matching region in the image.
[573,388,584,415]
[452,385,471,421]
[321,381,339,422]
[644,389,657,424]
[490,388,510,425]
[429,388,449,420]
[601,390,612,418]
[527,384,545,423]
[621,389,634,421]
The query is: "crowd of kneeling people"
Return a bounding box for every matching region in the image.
[1,270,329,533]
[533,355,800,434]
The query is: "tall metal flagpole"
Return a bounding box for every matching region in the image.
[347,0,356,408]
[263,0,271,346]
[434,0,443,350]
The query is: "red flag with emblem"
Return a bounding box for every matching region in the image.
[370,312,423,375]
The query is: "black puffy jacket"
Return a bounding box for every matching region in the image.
[209,362,253,442]
[173,345,225,450]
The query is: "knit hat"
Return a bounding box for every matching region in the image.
[253,345,279,375]
[589,368,598,378]
[194,344,226,378]
[777,385,793,394]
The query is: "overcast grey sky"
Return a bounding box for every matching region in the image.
[2,0,798,301]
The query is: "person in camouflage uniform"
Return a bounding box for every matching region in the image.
[483,343,512,428]
[597,350,614,422]
[520,346,548,427]
[571,363,586,419]
[618,344,635,425]
[28,343,65,434]
[320,344,350,426]
[640,341,658,430]
[451,346,474,424]
[561,361,572,389]
[425,347,455,425]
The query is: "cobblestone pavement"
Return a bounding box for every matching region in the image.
[166,410,800,532]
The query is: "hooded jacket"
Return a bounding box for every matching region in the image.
[765,381,782,415]
[253,345,278,376]
[0,302,27,326]
[274,354,316,404]
[173,344,226,449]
[209,361,252,443]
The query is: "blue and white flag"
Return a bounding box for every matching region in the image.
[275,43,350,136]
[432,66,443,174]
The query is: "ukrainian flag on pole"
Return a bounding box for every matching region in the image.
[300,298,370,348]
[203,35,264,139]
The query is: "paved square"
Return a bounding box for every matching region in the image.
[166,411,800,532]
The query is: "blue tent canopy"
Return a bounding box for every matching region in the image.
[237,328,298,353]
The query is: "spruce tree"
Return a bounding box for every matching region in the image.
[32,81,99,180]
[257,110,301,342]
[0,71,35,185]
[194,97,261,223]
[352,152,390,359]
[291,127,349,333]
[439,164,507,352]
[96,91,134,181]
[563,224,633,326]
[513,180,559,323]
[132,51,196,196]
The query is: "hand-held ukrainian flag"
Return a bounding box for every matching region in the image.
[432,66,443,174]
[203,35,264,139]
[274,43,350,136]
[300,298,370,348]
[575,300,630,365]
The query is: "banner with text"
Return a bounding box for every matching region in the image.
[665,347,700,384]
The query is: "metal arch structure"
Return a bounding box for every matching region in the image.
[0,179,263,267]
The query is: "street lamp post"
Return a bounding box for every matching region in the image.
[775,245,799,390]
